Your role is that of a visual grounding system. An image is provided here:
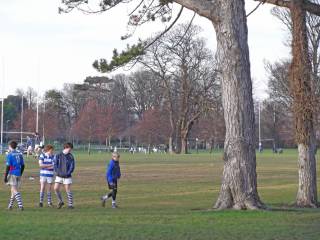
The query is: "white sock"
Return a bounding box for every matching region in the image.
[112,200,116,204]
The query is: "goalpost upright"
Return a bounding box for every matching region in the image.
[36,58,40,134]
[1,57,5,154]
[258,101,261,146]
[1,98,3,154]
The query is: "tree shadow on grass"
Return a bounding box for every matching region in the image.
[190,203,320,213]
[266,203,320,213]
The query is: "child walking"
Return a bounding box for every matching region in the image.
[53,142,75,209]
[4,141,25,210]
[101,152,121,208]
[38,144,55,207]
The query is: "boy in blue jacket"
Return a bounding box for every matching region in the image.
[53,142,75,209]
[4,141,25,210]
[101,152,121,208]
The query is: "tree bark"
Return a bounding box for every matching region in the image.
[211,0,264,210]
[255,0,320,16]
[168,104,175,154]
[168,136,174,154]
[210,138,214,154]
[180,137,188,154]
[290,0,318,208]
[180,130,188,154]
[175,121,182,153]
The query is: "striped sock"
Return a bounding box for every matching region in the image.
[40,191,45,203]
[106,191,113,199]
[47,192,52,205]
[14,192,23,208]
[8,196,15,208]
[102,194,108,200]
[55,191,63,203]
[67,191,73,207]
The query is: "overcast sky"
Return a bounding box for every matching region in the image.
[0,0,290,101]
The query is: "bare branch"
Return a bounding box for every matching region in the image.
[128,0,145,16]
[144,6,184,50]
[254,0,291,9]
[246,1,265,17]
[171,12,196,48]
[173,0,214,19]
[255,0,320,16]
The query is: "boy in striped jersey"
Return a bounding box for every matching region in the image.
[38,144,55,207]
[4,141,25,211]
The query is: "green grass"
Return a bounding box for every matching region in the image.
[0,149,320,240]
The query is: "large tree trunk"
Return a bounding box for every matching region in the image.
[168,111,175,154]
[180,130,188,154]
[212,0,264,210]
[180,120,194,154]
[168,136,174,154]
[290,0,318,207]
[175,121,182,153]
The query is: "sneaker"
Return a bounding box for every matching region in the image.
[18,207,24,211]
[101,197,106,207]
[57,202,64,209]
[68,206,74,209]
[7,206,13,211]
[112,203,118,209]
[48,203,53,207]
[39,202,43,208]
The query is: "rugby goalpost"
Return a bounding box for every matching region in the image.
[0,95,40,154]
[0,58,42,154]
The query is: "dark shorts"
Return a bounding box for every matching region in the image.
[108,181,118,190]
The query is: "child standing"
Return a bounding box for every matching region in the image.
[101,152,121,208]
[53,142,75,209]
[4,141,25,210]
[38,144,55,207]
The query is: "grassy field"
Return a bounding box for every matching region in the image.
[0,149,320,240]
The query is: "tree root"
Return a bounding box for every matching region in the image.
[213,197,266,210]
[295,201,319,208]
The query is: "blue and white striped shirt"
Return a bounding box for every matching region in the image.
[39,153,54,177]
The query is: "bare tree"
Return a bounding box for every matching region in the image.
[265,60,292,109]
[25,87,38,110]
[45,89,70,140]
[62,83,87,122]
[129,70,163,119]
[139,24,218,154]
[256,0,320,207]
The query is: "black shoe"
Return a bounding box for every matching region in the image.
[68,206,74,209]
[18,207,24,211]
[101,197,106,207]
[39,202,43,208]
[57,202,64,209]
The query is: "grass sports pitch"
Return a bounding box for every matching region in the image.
[1,150,320,240]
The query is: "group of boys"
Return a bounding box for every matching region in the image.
[3,141,121,211]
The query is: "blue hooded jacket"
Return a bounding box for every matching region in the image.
[54,152,75,178]
[106,159,121,183]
